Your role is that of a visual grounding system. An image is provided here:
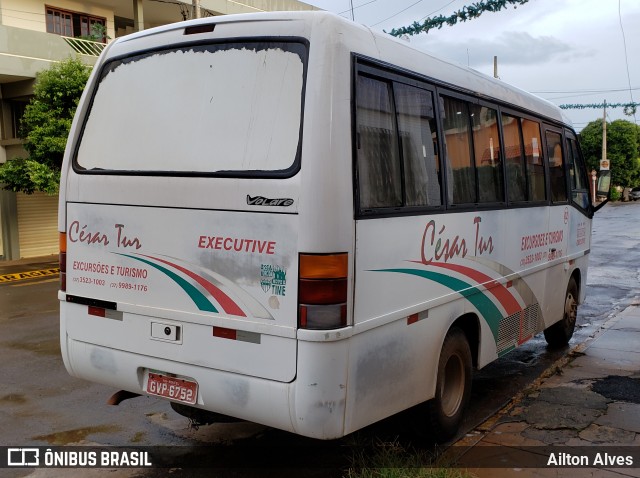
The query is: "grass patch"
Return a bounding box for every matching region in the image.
[345,438,474,478]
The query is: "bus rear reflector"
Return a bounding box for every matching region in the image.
[213,326,237,340]
[87,305,123,321]
[212,326,261,344]
[298,253,348,330]
[59,232,67,292]
[88,306,106,318]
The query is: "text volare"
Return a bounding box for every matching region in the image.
[247,195,294,207]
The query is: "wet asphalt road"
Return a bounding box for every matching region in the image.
[0,201,638,476]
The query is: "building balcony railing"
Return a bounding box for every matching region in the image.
[62,37,106,57]
[0,26,99,81]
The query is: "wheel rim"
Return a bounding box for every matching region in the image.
[441,353,465,417]
[564,290,577,332]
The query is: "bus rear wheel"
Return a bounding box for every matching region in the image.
[544,277,578,348]
[426,327,472,442]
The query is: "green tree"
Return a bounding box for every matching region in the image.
[0,57,91,194]
[578,119,640,188]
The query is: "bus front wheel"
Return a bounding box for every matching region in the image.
[544,277,578,348]
[426,327,472,442]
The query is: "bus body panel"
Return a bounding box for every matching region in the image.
[353,205,589,360]
[63,173,303,217]
[348,205,590,429]
[64,202,299,382]
[292,337,350,437]
[344,315,440,433]
[295,17,355,254]
[60,302,350,439]
[61,306,294,432]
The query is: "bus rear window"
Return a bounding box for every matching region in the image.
[75,41,307,176]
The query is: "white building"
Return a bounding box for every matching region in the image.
[0,0,319,260]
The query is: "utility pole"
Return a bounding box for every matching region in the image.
[493,56,499,79]
[193,0,201,19]
[602,100,607,165]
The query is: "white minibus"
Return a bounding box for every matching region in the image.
[59,11,606,441]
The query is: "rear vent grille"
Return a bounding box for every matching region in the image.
[497,303,542,354]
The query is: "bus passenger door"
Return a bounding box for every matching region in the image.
[542,126,572,326]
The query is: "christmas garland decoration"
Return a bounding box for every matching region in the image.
[387,0,530,37]
[559,103,639,116]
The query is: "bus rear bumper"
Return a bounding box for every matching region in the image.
[60,332,349,440]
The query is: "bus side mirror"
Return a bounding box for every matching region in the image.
[593,170,610,212]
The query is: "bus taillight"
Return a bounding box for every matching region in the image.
[298,253,348,329]
[59,232,67,292]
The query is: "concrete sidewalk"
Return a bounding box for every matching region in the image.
[447,302,640,476]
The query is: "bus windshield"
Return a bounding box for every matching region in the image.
[75,41,307,175]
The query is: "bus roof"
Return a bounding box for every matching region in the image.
[109,11,571,128]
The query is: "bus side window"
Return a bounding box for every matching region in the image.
[355,75,402,209]
[546,130,568,204]
[394,83,442,207]
[442,96,475,205]
[567,137,590,210]
[471,105,504,203]
[501,113,527,202]
[522,119,546,202]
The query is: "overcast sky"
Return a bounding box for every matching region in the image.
[304,0,640,131]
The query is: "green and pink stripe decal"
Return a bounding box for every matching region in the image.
[378,260,525,341]
[117,253,246,316]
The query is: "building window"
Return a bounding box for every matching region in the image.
[0,100,28,141]
[46,6,106,42]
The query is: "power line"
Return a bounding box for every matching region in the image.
[618,0,637,124]
[533,87,640,95]
[338,0,377,16]
[369,0,458,28]
[372,0,425,27]
[420,0,459,20]
[544,90,640,101]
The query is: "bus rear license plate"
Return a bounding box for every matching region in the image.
[146,372,197,404]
